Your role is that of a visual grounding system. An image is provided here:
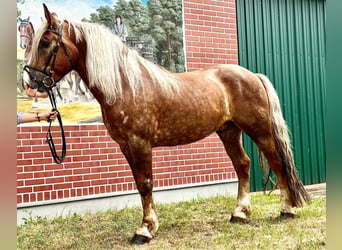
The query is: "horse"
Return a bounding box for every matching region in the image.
[23,4,311,245]
[18,17,43,107]
[18,17,35,62]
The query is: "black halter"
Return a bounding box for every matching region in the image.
[23,22,75,164]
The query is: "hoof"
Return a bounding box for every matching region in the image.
[230,215,249,223]
[130,234,150,245]
[280,212,295,218]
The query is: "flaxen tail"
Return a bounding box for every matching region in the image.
[256,73,311,207]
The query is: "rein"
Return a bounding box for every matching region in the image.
[23,22,75,164]
[46,89,66,164]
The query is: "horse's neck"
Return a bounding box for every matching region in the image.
[23,32,33,64]
[24,46,32,64]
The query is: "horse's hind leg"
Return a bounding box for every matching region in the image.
[240,117,310,217]
[251,134,301,217]
[217,122,252,222]
[252,136,292,214]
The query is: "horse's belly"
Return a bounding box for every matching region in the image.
[152,113,228,147]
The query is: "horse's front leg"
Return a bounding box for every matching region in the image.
[119,138,158,245]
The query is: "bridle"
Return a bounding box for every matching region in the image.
[23,22,75,164]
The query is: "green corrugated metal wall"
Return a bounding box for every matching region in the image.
[236,0,326,191]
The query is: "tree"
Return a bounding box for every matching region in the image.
[87,0,185,72]
[148,0,184,71]
[87,6,116,28]
[113,0,129,18]
[123,0,149,37]
[17,0,25,20]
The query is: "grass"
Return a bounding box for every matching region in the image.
[17,193,326,249]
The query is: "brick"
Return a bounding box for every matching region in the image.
[73,181,91,188]
[67,137,81,143]
[72,155,90,162]
[37,193,43,201]
[54,169,73,176]
[81,137,99,143]
[90,142,107,149]
[72,143,89,149]
[44,191,51,200]
[84,174,101,180]
[23,194,29,203]
[82,161,99,168]
[91,179,107,186]
[17,186,33,193]
[25,178,45,186]
[90,155,106,161]
[51,191,57,200]
[64,190,70,198]
[89,130,107,136]
[73,168,90,175]
[33,185,53,192]
[17,172,33,179]
[83,149,100,155]
[30,193,36,202]
[67,149,82,156]
[46,177,65,184]
[20,126,42,133]
[23,152,44,159]
[43,162,64,170]
[65,175,83,182]
[70,131,88,137]
[33,158,54,165]
[34,171,53,178]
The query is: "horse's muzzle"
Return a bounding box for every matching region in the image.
[23,65,56,92]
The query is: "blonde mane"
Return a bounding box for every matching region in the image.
[73,21,181,104]
[30,21,48,63]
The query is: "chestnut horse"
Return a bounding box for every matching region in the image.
[24,4,310,245]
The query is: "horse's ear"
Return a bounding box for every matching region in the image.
[27,16,30,22]
[43,3,52,27]
[43,3,59,29]
[19,17,23,22]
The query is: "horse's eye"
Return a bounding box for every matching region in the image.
[40,39,50,48]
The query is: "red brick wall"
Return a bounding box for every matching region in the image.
[17,0,239,206]
[17,125,236,205]
[183,0,238,70]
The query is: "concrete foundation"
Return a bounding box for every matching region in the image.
[17,180,238,225]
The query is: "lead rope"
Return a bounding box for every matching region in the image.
[45,89,66,164]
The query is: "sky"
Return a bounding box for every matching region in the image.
[18,0,118,29]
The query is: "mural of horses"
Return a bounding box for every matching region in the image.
[23,4,311,245]
[18,16,44,107]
